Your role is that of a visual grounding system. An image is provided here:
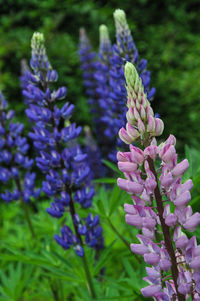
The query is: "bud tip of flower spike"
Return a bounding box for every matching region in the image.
[31,32,45,48]
[99,24,111,49]
[99,24,108,38]
[124,62,139,91]
[113,9,126,24]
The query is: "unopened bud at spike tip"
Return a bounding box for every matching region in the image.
[113,9,128,32]
[125,62,139,91]
[119,127,134,144]
[31,32,45,50]
[99,25,110,43]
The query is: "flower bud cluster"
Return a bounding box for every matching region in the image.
[117,137,200,299]
[22,32,103,256]
[0,91,40,203]
[119,62,164,144]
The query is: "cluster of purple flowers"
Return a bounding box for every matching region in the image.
[22,32,103,256]
[79,28,106,176]
[117,62,200,300]
[118,138,200,300]
[79,9,156,162]
[0,91,40,203]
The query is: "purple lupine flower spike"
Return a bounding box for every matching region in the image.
[0,91,40,204]
[95,10,156,163]
[78,28,105,177]
[117,62,200,300]
[23,32,103,256]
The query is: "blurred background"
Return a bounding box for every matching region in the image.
[0,0,200,153]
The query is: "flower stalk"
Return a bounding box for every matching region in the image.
[116,62,200,300]
[22,32,102,298]
[147,157,185,300]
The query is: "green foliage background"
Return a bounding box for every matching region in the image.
[1,1,200,300]
[0,0,200,152]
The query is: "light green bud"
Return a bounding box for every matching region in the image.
[113,9,128,34]
[99,25,109,43]
[125,62,139,90]
[31,32,45,51]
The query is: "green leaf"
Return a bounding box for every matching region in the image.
[108,184,123,217]
[93,241,116,275]
[102,159,122,175]
[94,178,116,184]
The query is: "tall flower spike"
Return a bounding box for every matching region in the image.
[101,9,156,161]
[78,28,105,177]
[93,25,117,161]
[79,10,156,164]
[113,9,156,99]
[79,28,97,115]
[99,25,112,56]
[0,91,40,237]
[113,9,137,61]
[117,62,199,300]
[0,91,40,204]
[23,32,103,258]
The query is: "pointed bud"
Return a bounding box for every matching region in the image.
[154,118,164,136]
[146,105,154,117]
[126,107,135,124]
[124,62,143,94]
[147,115,155,133]
[113,9,129,37]
[126,123,140,140]
[99,24,111,53]
[133,107,140,121]
[166,134,176,146]
[119,127,134,144]
[140,105,146,121]
[137,118,145,134]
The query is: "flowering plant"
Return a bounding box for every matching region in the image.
[117,62,200,300]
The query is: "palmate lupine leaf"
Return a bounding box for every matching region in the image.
[0,263,35,301]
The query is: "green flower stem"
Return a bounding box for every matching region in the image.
[15,178,35,238]
[107,218,130,249]
[22,201,36,238]
[45,88,97,299]
[81,253,97,299]
[107,218,141,264]
[68,193,97,299]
